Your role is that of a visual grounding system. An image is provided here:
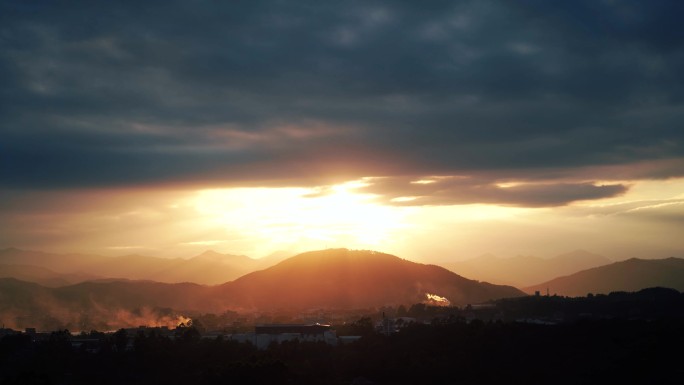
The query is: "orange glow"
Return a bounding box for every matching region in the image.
[191,180,413,256]
[4,178,684,263]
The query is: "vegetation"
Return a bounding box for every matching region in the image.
[1,315,683,384]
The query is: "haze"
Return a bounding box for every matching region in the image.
[1,1,683,267]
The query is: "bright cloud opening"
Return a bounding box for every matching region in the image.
[191,181,413,256]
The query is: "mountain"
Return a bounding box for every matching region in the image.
[54,280,210,311]
[525,257,684,297]
[0,277,204,331]
[216,249,525,310]
[0,249,525,330]
[445,250,612,287]
[0,248,275,285]
[0,248,102,273]
[0,264,100,287]
[0,278,53,309]
[173,250,291,282]
[84,250,259,284]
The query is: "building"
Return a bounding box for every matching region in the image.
[255,323,331,335]
[246,323,337,349]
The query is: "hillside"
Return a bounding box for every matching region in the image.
[0,277,210,331]
[445,250,612,287]
[217,249,525,310]
[525,257,684,297]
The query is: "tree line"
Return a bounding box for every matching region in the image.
[1,317,683,384]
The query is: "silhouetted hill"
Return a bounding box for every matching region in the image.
[525,257,684,296]
[54,280,211,310]
[446,250,612,287]
[0,278,53,308]
[0,278,60,329]
[0,278,210,330]
[217,249,525,310]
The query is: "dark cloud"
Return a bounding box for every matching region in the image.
[353,176,627,207]
[1,0,683,204]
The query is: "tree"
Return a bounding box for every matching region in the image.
[408,303,427,317]
[113,328,128,352]
[176,325,201,344]
[350,317,375,337]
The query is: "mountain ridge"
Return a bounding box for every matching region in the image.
[525,257,684,296]
[216,249,525,310]
[444,249,612,287]
[0,263,101,287]
[0,247,286,285]
[0,248,525,329]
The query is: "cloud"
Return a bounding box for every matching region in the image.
[1,0,683,192]
[353,176,627,207]
[565,198,684,224]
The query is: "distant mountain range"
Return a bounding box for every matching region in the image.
[2,246,682,330]
[0,248,289,285]
[0,247,614,288]
[444,250,612,287]
[0,264,101,287]
[0,249,524,330]
[525,257,684,297]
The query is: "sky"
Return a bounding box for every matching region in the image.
[1,0,683,261]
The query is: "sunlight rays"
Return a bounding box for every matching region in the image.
[191,181,412,255]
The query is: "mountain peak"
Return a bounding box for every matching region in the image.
[283,248,390,262]
[198,249,223,257]
[221,248,524,310]
[194,250,252,261]
[554,249,611,263]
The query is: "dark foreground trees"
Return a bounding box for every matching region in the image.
[1,319,683,385]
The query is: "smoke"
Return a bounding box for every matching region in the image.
[425,293,451,306]
[0,303,191,332]
[0,280,197,332]
[108,308,191,330]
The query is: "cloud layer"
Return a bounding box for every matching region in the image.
[356,176,628,207]
[2,0,684,206]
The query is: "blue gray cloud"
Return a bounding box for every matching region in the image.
[354,176,628,207]
[1,0,683,206]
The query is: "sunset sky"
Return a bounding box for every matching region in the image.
[1,1,683,262]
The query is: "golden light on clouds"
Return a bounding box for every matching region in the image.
[3,1,684,270]
[190,180,413,256]
[2,177,682,262]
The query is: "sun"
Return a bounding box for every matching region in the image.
[190,180,410,256]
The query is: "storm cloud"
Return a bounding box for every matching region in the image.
[2,0,684,206]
